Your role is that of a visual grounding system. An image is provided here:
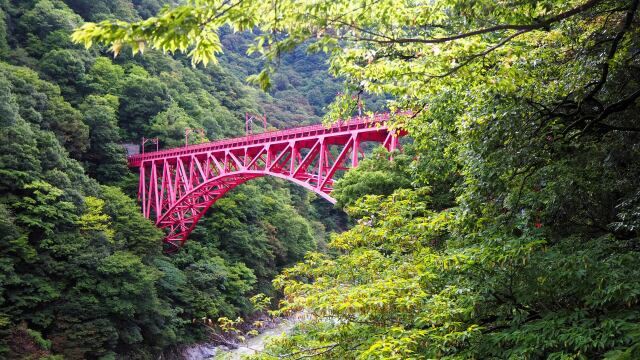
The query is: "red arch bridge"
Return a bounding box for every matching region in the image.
[128,113,405,252]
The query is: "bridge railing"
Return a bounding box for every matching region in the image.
[128,113,394,165]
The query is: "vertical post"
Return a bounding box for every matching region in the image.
[152,161,161,220]
[246,112,268,136]
[188,156,195,190]
[385,131,398,152]
[159,162,167,213]
[146,161,158,219]
[139,164,146,213]
[265,145,272,170]
[185,128,203,147]
[289,141,298,176]
[390,134,398,152]
[173,158,182,201]
[317,138,326,188]
[351,133,360,168]
[167,162,176,203]
[142,137,160,153]
[263,113,267,132]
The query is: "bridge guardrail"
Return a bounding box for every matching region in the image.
[128,113,397,165]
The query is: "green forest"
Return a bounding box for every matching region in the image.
[0,0,344,358]
[2,0,640,359]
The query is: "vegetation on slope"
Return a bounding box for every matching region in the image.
[75,0,640,358]
[0,0,344,358]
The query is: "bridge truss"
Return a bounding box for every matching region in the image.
[128,113,404,252]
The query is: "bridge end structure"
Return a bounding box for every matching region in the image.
[128,113,405,252]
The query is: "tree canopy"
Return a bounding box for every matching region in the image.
[0,0,344,358]
[0,0,638,358]
[72,0,640,358]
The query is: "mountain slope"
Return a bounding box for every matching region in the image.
[0,1,345,358]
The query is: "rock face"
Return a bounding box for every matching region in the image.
[181,343,220,360]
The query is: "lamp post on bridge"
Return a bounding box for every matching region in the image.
[141,137,159,154]
[185,128,205,147]
[351,95,363,116]
[245,112,267,136]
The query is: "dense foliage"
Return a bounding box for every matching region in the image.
[0,0,344,358]
[74,0,640,358]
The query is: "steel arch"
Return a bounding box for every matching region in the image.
[128,113,405,252]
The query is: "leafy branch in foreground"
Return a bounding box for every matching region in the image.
[71,0,640,358]
[72,0,639,136]
[72,0,260,66]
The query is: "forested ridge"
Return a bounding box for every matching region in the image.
[0,0,345,358]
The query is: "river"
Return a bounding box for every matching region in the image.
[182,317,300,360]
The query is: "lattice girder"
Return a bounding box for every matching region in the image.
[129,114,404,252]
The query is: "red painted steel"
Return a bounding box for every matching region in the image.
[128,113,404,252]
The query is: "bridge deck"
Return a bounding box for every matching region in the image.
[127,113,394,167]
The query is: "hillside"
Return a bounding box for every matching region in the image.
[0,0,345,358]
[67,0,640,359]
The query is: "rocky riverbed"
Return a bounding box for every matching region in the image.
[181,315,302,360]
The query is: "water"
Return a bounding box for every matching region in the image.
[181,317,300,360]
[215,318,298,359]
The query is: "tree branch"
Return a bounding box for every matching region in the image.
[585,0,639,100]
[430,30,528,79]
[351,0,604,45]
[278,343,340,359]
